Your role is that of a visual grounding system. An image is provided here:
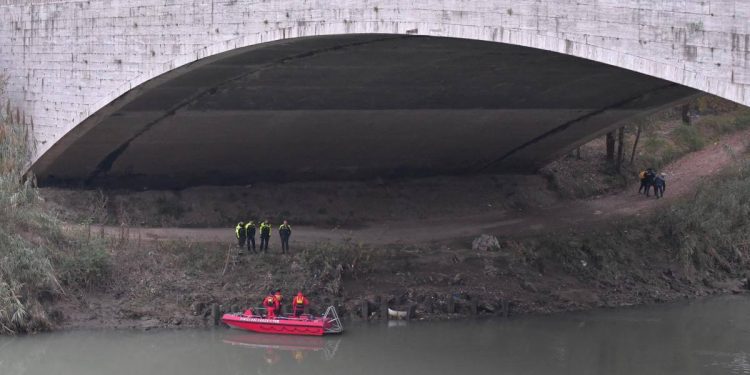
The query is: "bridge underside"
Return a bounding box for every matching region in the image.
[34,34,697,188]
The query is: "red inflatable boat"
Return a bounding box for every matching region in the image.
[222,306,343,336]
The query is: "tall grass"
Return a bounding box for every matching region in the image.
[536,155,750,284]
[634,104,750,174]
[657,159,750,273]
[0,79,111,334]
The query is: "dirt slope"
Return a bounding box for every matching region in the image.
[51,127,750,331]
[90,128,750,247]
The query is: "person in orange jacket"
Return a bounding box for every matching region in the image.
[263,291,279,318]
[292,291,309,317]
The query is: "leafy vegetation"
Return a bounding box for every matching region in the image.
[658,158,750,273]
[533,155,750,283]
[633,97,750,173]
[544,95,750,199]
[0,79,111,334]
[294,240,375,296]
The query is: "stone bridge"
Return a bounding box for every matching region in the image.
[1,0,749,187]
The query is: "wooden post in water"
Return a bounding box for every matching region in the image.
[380,296,389,320]
[211,303,220,326]
[469,298,478,315]
[407,305,417,320]
[374,296,382,319]
[447,295,456,314]
[502,300,510,318]
[361,300,370,320]
[425,299,434,314]
[333,300,345,319]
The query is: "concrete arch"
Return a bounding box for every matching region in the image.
[33,19,738,166]
[33,31,697,187]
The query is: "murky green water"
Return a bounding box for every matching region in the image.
[1,296,749,375]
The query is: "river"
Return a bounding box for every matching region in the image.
[1,296,748,375]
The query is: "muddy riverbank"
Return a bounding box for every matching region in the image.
[49,225,750,332]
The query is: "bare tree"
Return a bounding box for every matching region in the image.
[605,131,615,160]
[630,122,643,165]
[616,126,625,171]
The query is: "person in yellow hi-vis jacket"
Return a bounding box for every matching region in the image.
[235,221,246,248]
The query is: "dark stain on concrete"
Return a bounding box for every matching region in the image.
[476,83,683,172]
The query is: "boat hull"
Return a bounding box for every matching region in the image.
[222,314,328,336]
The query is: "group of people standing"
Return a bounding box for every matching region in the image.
[235,219,293,254]
[638,168,667,198]
[262,289,310,318]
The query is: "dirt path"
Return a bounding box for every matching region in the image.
[93,129,750,246]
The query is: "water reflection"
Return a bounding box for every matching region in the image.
[223,333,342,362]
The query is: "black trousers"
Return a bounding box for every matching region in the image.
[654,185,665,198]
[281,236,290,253]
[639,180,648,193]
[237,235,246,247]
[247,236,256,252]
[260,236,270,251]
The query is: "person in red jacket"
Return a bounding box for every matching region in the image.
[292,291,309,317]
[263,291,279,318]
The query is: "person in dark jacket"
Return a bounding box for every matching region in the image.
[644,168,656,197]
[235,221,246,248]
[259,220,272,252]
[279,220,292,254]
[653,173,666,199]
[245,220,257,253]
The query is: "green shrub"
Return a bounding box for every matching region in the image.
[155,197,185,219]
[655,159,750,271]
[637,139,679,172]
[733,111,750,130]
[159,240,224,274]
[673,125,706,152]
[56,236,111,289]
[295,241,374,296]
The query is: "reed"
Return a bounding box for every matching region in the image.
[0,78,111,334]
